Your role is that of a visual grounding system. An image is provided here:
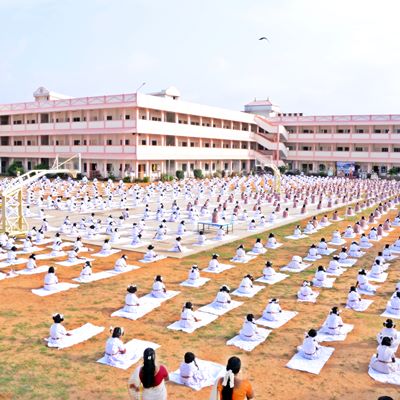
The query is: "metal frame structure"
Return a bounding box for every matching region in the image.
[0,154,81,235]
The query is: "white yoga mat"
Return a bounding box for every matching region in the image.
[281,263,311,273]
[169,359,225,391]
[346,299,374,312]
[312,277,336,288]
[141,290,180,306]
[46,323,104,349]
[368,362,400,385]
[317,323,354,342]
[111,304,159,321]
[72,265,140,283]
[127,242,150,249]
[286,346,335,375]
[180,277,210,288]
[16,265,49,275]
[255,273,289,285]
[326,269,345,277]
[381,310,400,320]
[255,310,298,329]
[303,256,322,262]
[56,258,94,267]
[138,255,167,263]
[318,248,337,256]
[167,311,218,333]
[16,246,44,254]
[230,255,257,264]
[198,300,243,316]
[298,292,319,303]
[357,287,379,296]
[0,259,28,269]
[231,285,265,298]
[32,282,79,296]
[97,339,160,370]
[35,252,66,260]
[247,250,266,255]
[285,234,308,240]
[265,243,283,250]
[338,259,357,267]
[92,249,121,257]
[226,328,271,352]
[367,272,388,283]
[203,264,235,274]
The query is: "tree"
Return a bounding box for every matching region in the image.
[7,162,25,176]
[193,169,203,179]
[175,170,184,180]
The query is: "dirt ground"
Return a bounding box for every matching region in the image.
[0,202,399,400]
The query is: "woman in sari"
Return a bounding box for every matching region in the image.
[128,348,169,400]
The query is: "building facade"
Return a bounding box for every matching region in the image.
[0,86,397,178]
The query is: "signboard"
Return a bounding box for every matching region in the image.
[336,161,355,175]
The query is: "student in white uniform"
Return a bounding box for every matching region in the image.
[6,246,17,263]
[293,225,302,238]
[179,352,208,387]
[391,236,400,251]
[104,327,127,367]
[237,274,254,294]
[377,319,399,350]
[171,237,184,252]
[306,244,322,261]
[369,336,399,374]
[317,238,329,255]
[357,269,377,294]
[44,266,59,291]
[80,261,92,280]
[123,285,140,313]
[297,281,317,301]
[370,259,385,279]
[343,225,355,238]
[265,233,279,249]
[114,255,128,272]
[213,285,231,309]
[327,256,344,275]
[262,298,282,321]
[26,254,37,270]
[187,265,201,283]
[239,314,262,341]
[196,230,206,246]
[215,226,226,240]
[151,275,167,298]
[346,286,363,310]
[320,307,344,335]
[286,255,305,270]
[143,245,158,262]
[179,302,201,329]
[349,241,363,258]
[313,266,329,287]
[359,233,372,249]
[297,329,321,360]
[232,245,247,262]
[100,239,112,255]
[262,261,276,279]
[251,238,266,254]
[47,313,72,347]
[382,244,394,261]
[208,254,220,272]
[387,292,400,316]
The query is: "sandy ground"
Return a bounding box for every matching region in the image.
[0,203,399,400]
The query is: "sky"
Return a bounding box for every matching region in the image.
[1,0,400,115]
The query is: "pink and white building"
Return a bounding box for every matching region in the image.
[0,86,398,178]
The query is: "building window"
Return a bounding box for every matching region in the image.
[190,142,195,147]
[394,148,400,152]
[74,140,81,146]
[125,139,130,145]
[182,164,187,172]
[190,163,194,170]
[14,140,23,146]
[356,129,364,133]
[382,148,389,152]
[354,147,363,152]
[204,163,209,171]
[204,143,210,148]
[141,140,146,145]
[302,146,311,151]
[182,142,187,147]
[125,115,130,120]
[27,140,32,146]
[319,164,326,171]
[106,140,112,145]
[224,163,228,170]
[73,117,80,122]
[151,163,159,172]
[107,116,113,121]
[151,140,157,146]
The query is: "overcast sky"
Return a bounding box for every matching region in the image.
[1,0,400,115]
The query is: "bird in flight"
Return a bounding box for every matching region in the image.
[259,37,270,42]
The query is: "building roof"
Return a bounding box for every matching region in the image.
[245,98,273,107]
